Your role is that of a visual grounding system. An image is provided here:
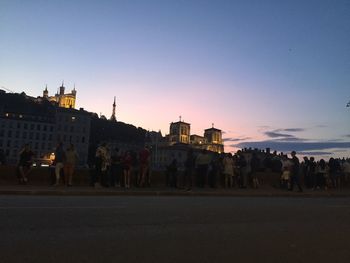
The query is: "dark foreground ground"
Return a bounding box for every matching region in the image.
[0,196,349,263]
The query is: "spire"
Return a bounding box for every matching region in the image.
[110,96,117,122]
[59,81,65,95]
[43,84,48,98]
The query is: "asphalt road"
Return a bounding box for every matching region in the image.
[0,196,349,263]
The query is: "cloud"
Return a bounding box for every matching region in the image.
[345,134,350,138]
[265,131,295,138]
[298,151,333,156]
[277,128,305,132]
[274,137,307,142]
[231,140,350,153]
[223,137,251,142]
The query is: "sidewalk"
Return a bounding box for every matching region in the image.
[1,184,350,197]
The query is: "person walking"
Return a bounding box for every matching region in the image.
[17,144,34,184]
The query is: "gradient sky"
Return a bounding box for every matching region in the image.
[1,0,349,159]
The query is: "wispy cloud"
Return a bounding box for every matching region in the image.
[298,151,333,156]
[232,140,350,153]
[276,128,305,132]
[223,137,251,142]
[265,131,295,138]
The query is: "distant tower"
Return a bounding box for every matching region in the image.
[110,96,117,122]
[204,124,224,153]
[59,81,65,95]
[72,84,77,96]
[43,85,48,98]
[169,116,190,144]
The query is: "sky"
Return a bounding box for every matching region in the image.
[1,0,349,159]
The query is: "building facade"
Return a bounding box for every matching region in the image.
[0,91,90,165]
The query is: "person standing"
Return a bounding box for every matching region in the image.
[94,143,108,187]
[0,148,6,165]
[184,149,196,190]
[63,143,78,186]
[110,147,122,187]
[289,151,303,192]
[195,150,211,187]
[123,151,132,189]
[250,153,260,189]
[138,146,150,187]
[223,153,234,188]
[54,142,65,186]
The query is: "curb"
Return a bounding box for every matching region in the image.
[0,189,349,197]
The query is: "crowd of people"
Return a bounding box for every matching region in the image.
[2,143,350,191]
[166,149,350,192]
[91,143,151,188]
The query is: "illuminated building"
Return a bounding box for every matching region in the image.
[169,118,190,144]
[148,118,224,169]
[42,82,77,109]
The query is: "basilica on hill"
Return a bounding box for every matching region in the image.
[41,82,77,109]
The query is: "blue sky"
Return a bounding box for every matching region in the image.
[1,0,349,159]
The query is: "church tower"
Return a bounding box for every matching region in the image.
[204,124,224,153]
[169,116,190,144]
[110,96,117,122]
[43,85,48,98]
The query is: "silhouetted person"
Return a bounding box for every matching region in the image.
[63,143,78,186]
[289,151,303,192]
[329,157,341,188]
[138,146,150,187]
[195,150,211,187]
[18,144,34,184]
[184,149,196,190]
[251,153,260,189]
[167,157,178,188]
[302,156,311,188]
[110,147,122,187]
[0,148,6,165]
[54,142,65,186]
